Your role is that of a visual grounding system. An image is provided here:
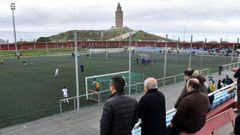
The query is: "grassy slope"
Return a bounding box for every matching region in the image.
[39,27,169,42]
[48,28,133,41]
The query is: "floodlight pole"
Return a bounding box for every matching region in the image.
[11,3,18,56]
[237,38,240,65]
[74,31,80,112]
[163,34,168,87]
[231,41,235,64]
[201,38,207,66]
[176,37,180,64]
[220,38,222,49]
[205,38,207,48]
[189,35,193,69]
[128,33,132,95]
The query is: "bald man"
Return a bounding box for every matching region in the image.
[168,78,209,135]
[138,77,166,135]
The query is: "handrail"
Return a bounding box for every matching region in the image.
[208,82,236,96]
[166,108,177,114]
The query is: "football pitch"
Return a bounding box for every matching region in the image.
[0,52,235,128]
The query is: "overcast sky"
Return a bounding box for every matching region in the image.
[0,0,239,42]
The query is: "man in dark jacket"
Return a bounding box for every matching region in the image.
[174,73,208,108]
[223,75,234,85]
[138,77,166,135]
[168,78,209,135]
[100,76,137,135]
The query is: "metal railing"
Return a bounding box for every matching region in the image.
[159,68,209,87]
[222,62,240,71]
[208,82,236,96]
[59,68,209,114]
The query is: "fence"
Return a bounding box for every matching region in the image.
[0,41,238,51]
[222,62,240,71]
[0,48,88,58]
[59,68,209,114]
[159,68,209,87]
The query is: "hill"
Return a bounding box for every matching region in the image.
[37,27,172,42]
[0,39,7,44]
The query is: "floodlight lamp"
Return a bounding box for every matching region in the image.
[11,3,15,10]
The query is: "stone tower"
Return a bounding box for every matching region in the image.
[115,3,123,28]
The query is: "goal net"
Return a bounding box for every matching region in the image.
[88,49,109,60]
[88,48,125,60]
[85,71,144,102]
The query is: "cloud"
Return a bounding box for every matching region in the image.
[0,0,239,41]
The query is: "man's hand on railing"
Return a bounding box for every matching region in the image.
[133,120,141,129]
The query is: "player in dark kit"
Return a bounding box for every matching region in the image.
[80,64,84,73]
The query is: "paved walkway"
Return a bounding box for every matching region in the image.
[109,30,139,41]
[0,70,236,135]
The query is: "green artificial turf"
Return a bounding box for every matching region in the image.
[0,52,234,128]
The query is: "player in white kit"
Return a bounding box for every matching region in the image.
[62,86,69,103]
[55,67,59,77]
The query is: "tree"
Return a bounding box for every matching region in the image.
[37,37,51,42]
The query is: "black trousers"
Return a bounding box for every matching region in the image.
[237,89,240,112]
[235,114,240,135]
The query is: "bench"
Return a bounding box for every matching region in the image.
[180,108,235,135]
[207,97,235,119]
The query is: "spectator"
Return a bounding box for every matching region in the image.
[138,77,166,135]
[222,75,234,85]
[234,68,240,112]
[217,79,224,89]
[234,114,240,135]
[208,79,215,104]
[168,78,209,135]
[219,65,223,75]
[0,59,3,64]
[92,78,100,92]
[100,76,137,135]
[174,69,208,108]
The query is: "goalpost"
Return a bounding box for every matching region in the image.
[85,71,144,102]
[88,48,125,60]
[85,71,129,102]
[88,49,109,60]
